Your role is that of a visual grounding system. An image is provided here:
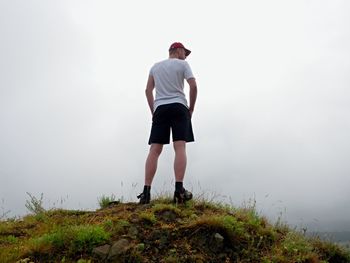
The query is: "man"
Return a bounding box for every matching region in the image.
[137,42,198,204]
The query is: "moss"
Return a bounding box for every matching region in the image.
[139,211,157,225]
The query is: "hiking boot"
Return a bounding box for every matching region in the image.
[173,188,193,204]
[137,186,151,204]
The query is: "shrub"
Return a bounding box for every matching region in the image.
[97,194,119,209]
[25,193,45,215]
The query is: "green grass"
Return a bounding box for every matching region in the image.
[97,194,119,209]
[0,195,349,262]
[28,224,110,257]
[139,210,157,225]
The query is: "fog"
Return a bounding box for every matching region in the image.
[1,0,349,231]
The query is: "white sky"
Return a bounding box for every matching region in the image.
[1,0,350,231]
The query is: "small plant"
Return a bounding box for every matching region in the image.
[115,219,130,231]
[152,203,181,214]
[102,219,130,234]
[6,235,18,244]
[0,235,19,246]
[97,194,119,209]
[72,225,110,253]
[25,192,45,215]
[102,219,113,231]
[29,224,110,256]
[281,232,315,261]
[139,211,156,225]
[29,228,65,254]
[311,237,350,263]
[153,193,173,204]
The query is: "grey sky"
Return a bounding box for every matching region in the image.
[1,0,349,231]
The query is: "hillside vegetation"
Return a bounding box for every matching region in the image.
[1,195,349,263]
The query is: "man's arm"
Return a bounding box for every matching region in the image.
[187,78,197,117]
[145,75,155,115]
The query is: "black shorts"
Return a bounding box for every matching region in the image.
[148,103,195,145]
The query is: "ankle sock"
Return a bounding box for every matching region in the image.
[175,182,183,192]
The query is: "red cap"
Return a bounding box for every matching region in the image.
[169,42,191,57]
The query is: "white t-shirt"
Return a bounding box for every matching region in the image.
[149,58,194,111]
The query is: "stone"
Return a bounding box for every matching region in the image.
[92,244,111,260]
[162,210,177,221]
[130,217,139,223]
[128,226,138,238]
[212,233,224,251]
[107,239,130,260]
[155,209,179,223]
[214,233,224,242]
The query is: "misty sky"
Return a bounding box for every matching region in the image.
[1,0,350,231]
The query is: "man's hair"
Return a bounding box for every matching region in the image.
[169,48,178,55]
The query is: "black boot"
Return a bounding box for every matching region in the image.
[173,188,193,204]
[137,186,151,204]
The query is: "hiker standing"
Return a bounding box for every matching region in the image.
[138,42,198,204]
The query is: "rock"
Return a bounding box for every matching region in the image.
[107,239,130,260]
[162,210,177,221]
[212,233,224,251]
[130,217,139,223]
[92,244,111,260]
[155,209,178,223]
[128,226,138,238]
[214,233,224,242]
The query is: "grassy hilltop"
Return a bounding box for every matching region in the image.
[1,194,350,263]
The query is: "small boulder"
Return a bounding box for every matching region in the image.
[128,226,138,238]
[154,208,179,223]
[92,244,111,260]
[212,233,224,251]
[214,233,224,243]
[107,238,130,260]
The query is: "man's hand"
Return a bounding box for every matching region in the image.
[187,78,197,117]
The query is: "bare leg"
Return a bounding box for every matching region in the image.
[145,144,163,186]
[173,141,187,182]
